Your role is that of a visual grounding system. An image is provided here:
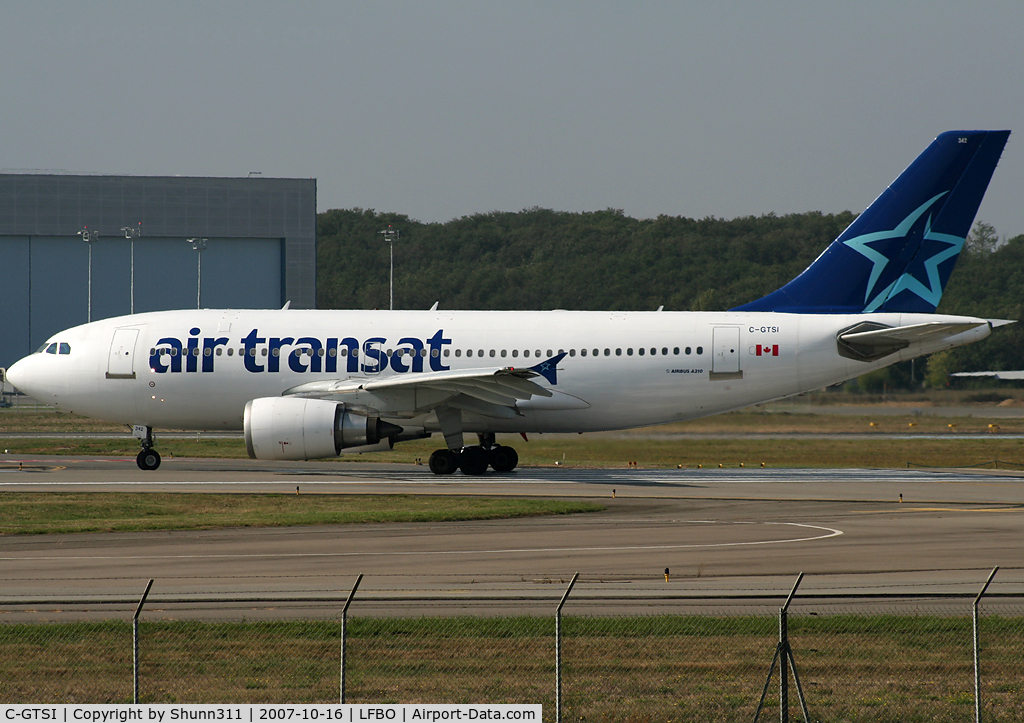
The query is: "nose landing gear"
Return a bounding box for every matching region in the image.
[135,426,161,470]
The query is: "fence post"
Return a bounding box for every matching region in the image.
[754,573,809,723]
[555,572,579,723]
[340,573,363,704]
[974,566,998,723]
[133,579,154,704]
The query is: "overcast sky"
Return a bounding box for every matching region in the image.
[3,2,1021,237]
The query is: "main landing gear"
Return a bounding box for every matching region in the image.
[135,426,161,471]
[428,433,519,476]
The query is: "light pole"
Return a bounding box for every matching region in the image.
[378,225,399,310]
[122,224,142,314]
[78,227,98,322]
[187,238,208,309]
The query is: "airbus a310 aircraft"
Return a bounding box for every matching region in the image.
[6,130,1012,474]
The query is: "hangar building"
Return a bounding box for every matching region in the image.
[0,174,316,369]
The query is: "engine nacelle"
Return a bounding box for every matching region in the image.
[243,397,403,461]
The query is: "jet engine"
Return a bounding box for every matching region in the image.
[243,397,403,461]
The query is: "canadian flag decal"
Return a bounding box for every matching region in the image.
[755,344,779,356]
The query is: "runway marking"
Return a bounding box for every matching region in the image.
[0,522,842,561]
[899,507,1021,513]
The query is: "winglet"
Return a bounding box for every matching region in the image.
[529,352,567,385]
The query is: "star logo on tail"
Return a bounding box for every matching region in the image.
[841,192,965,312]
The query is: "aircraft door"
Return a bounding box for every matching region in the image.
[711,327,741,374]
[107,328,140,379]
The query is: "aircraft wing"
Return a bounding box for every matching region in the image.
[282,354,566,419]
[951,370,1024,380]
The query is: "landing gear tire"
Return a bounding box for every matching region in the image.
[459,446,490,476]
[428,449,459,475]
[488,445,518,472]
[137,448,161,471]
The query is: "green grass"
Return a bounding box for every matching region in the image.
[3,434,1024,470]
[0,493,604,535]
[2,614,1023,720]
[4,407,1024,469]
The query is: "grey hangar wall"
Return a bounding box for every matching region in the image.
[0,174,316,368]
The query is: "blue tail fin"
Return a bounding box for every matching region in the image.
[733,130,1010,314]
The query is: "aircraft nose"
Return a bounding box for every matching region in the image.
[5,356,34,396]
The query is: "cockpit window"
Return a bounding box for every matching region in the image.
[45,343,58,354]
[59,343,71,355]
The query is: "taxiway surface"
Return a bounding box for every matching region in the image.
[1,456,1023,618]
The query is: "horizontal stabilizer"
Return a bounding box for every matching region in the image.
[837,320,989,361]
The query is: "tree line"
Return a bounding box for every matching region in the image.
[316,208,1023,389]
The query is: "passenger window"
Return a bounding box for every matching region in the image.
[569,349,576,357]
[456,349,463,357]
[593,349,599,357]
[581,349,587,357]
[697,346,704,355]
[535,350,541,358]
[616,348,622,356]
[227,348,234,356]
[466,350,472,358]
[662,347,668,355]
[524,350,530,358]
[479,350,484,357]
[490,350,496,358]
[512,350,519,358]
[685,347,691,355]
[604,348,611,356]
[547,349,553,357]
[627,348,634,356]
[638,348,644,356]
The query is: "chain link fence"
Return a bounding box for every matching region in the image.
[2,572,1024,721]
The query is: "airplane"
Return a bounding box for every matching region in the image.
[5,130,1012,474]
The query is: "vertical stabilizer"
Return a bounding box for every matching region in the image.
[734,130,1010,313]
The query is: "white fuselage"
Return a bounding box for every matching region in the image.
[8,308,991,436]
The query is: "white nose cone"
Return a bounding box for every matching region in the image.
[5,357,30,394]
